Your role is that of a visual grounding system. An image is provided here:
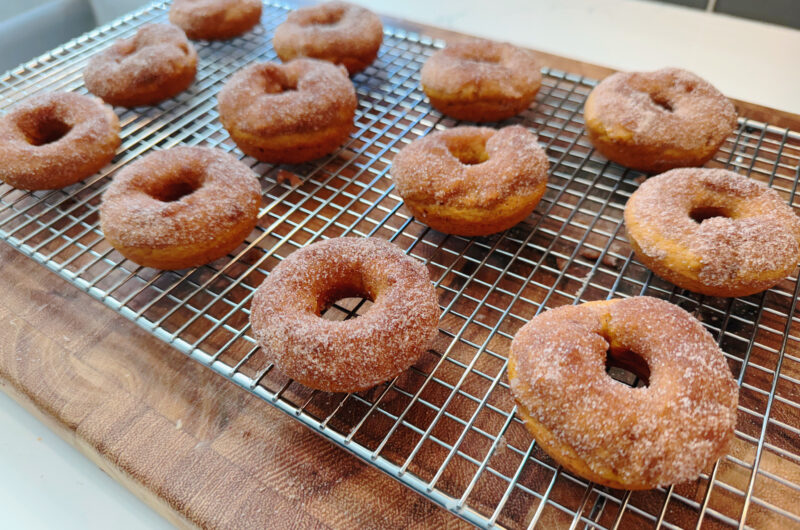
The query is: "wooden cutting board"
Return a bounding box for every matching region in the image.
[0,240,470,528]
[1,12,799,530]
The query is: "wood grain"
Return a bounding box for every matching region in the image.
[0,242,468,529]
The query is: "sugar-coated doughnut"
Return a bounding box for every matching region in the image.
[508,297,738,490]
[421,39,542,122]
[100,146,261,270]
[169,0,261,40]
[584,68,737,172]
[391,125,549,236]
[218,58,356,164]
[84,24,197,107]
[273,1,383,75]
[0,92,120,190]
[624,168,800,297]
[250,237,440,393]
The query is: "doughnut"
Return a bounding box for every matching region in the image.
[273,1,383,75]
[584,68,737,173]
[420,39,542,122]
[624,168,800,297]
[250,237,440,393]
[100,146,261,270]
[508,296,738,490]
[218,58,356,164]
[391,125,550,236]
[0,92,120,190]
[84,23,197,107]
[169,0,261,41]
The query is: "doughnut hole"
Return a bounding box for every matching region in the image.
[445,134,490,165]
[648,92,674,112]
[461,48,503,65]
[317,274,376,320]
[20,114,73,146]
[595,322,651,387]
[321,295,374,321]
[148,167,203,202]
[114,39,137,60]
[605,345,651,388]
[299,5,345,26]
[690,205,732,223]
[258,67,298,95]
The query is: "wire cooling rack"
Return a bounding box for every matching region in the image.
[1,2,799,528]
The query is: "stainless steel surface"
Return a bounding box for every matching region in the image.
[1,2,799,528]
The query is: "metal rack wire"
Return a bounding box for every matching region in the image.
[1,2,799,528]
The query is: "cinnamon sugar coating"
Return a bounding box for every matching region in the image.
[169,0,261,40]
[508,297,739,490]
[100,146,261,270]
[391,125,550,236]
[624,168,800,297]
[250,237,440,393]
[218,58,356,164]
[84,23,197,107]
[273,1,383,75]
[584,68,737,172]
[0,92,120,190]
[421,39,542,122]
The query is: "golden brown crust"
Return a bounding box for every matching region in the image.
[273,1,383,75]
[391,125,549,236]
[584,67,737,173]
[508,297,739,490]
[250,237,440,393]
[84,24,197,107]
[624,168,800,297]
[218,58,356,164]
[0,92,120,190]
[169,0,261,40]
[420,39,541,122]
[99,146,261,270]
[508,381,635,490]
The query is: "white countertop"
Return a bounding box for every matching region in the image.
[1,2,798,529]
[362,0,800,115]
[0,389,171,530]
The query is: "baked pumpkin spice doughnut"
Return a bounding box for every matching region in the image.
[273,1,383,75]
[421,39,542,122]
[391,125,549,236]
[218,58,356,164]
[0,91,120,190]
[84,23,197,107]
[169,0,262,41]
[508,297,739,490]
[584,67,737,172]
[624,168,800,297]
[250,237,440,393]
[100,146,261,270]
